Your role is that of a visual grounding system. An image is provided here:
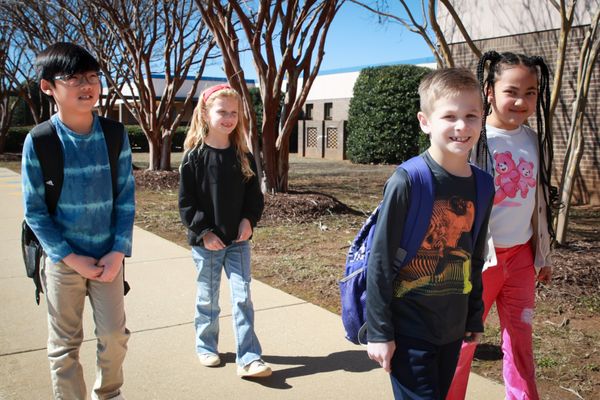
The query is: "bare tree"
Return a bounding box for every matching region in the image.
[0,23,21,153]
[350,0,481,67]
[57,0,217,170]
[548,0,577,119]
[9,0,126,117]
[555,8,599,243]
[0,1,74,129]
[4,0,216,170]
[197,0,343,192]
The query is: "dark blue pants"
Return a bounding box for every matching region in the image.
[390,335,463,400]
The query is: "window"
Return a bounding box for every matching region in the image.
[324,102,333,120]
[305,103,313,120]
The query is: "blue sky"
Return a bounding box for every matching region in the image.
[202,1,433,80]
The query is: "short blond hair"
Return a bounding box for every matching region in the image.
[418,68,481,115]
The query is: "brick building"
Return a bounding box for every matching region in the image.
[438,0,600,204]
[297,58,436,160]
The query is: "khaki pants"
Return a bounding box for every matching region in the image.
[42,258,129,400]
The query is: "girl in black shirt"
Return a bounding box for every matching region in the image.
[178,84,269,378]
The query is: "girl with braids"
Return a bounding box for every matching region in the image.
[178,84,271,378]
[447,52,555,400]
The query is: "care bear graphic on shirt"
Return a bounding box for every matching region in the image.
[493,151,520,204]
[516,158,536,198]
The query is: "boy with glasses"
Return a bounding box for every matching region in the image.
[22,42,134,400]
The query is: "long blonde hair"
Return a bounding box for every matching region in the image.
[184,85,255,179]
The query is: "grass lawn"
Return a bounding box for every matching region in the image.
[3,151,599,399]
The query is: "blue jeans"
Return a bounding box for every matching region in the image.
[191,241,262,367]
[390,335,463,400]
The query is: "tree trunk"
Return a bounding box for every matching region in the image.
[555,113,585,244]
[549,1,575,119]
[261,115,279,192]
[160,129,172,171]
[429,0,453,67]
[555,9,599,243]
[0,96,15,154]
[276,143,290,192]
[0,127,7,154]
[148,135,162,171]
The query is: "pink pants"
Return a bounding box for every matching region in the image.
[447,241,539,400]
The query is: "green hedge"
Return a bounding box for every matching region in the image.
[126,125,188,152]
[4,126,33,153]
[346,64,431,164]
[4,124,188,153]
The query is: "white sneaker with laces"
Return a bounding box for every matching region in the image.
[237,359,272,378]
[198,353,221,367]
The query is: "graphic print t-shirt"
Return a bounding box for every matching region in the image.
[392,153,480,345]
[486,125,538,247]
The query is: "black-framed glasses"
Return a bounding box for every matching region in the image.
[53,72,104,87]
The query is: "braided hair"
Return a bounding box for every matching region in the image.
[476,51,557,239]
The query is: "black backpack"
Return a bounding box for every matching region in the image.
[21,116,130,304]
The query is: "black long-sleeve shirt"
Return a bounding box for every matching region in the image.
[178,145,264,246]
[366,152,492,345]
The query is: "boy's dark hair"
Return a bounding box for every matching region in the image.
[476,51,556,238]
[418,68,481,115]
[35,42,100,84]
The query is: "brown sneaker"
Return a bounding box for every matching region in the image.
[236,359,272,378]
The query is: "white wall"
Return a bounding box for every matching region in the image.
[305,71,361,101]
[149,76,233,99]
[102,76,255,100]
[438,0,599,43]
[304,61,436,102]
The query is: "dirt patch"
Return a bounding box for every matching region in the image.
[134,170,358,224]
[133,170,180,191]
[0,153,21,162]
[262,191,357,224]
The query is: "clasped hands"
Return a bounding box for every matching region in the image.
[63,251,124,282]
[202,218,252,251]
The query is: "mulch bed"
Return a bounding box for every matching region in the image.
[133,169,356,224]
[134,169,180,191]
[539,239,600,306]
[261,191,354,224]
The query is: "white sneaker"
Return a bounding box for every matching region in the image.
[198,353,221,367]
[94,392,126,400]
[237,359,272,378]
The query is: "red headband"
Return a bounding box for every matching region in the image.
[202,84,232,102]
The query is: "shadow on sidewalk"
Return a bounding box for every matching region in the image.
[220,350,379,389]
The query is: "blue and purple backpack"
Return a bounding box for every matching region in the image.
[340,156,494,345]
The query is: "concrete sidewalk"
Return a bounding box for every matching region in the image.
[0,167,505,399]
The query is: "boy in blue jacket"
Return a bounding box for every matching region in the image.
[22,42,134,400]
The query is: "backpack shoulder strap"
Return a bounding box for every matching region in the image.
[98,116,125,199]
[29,120,63,215]
[471,164,495,242]
[396,156,434,268]
[97,116,130,295]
